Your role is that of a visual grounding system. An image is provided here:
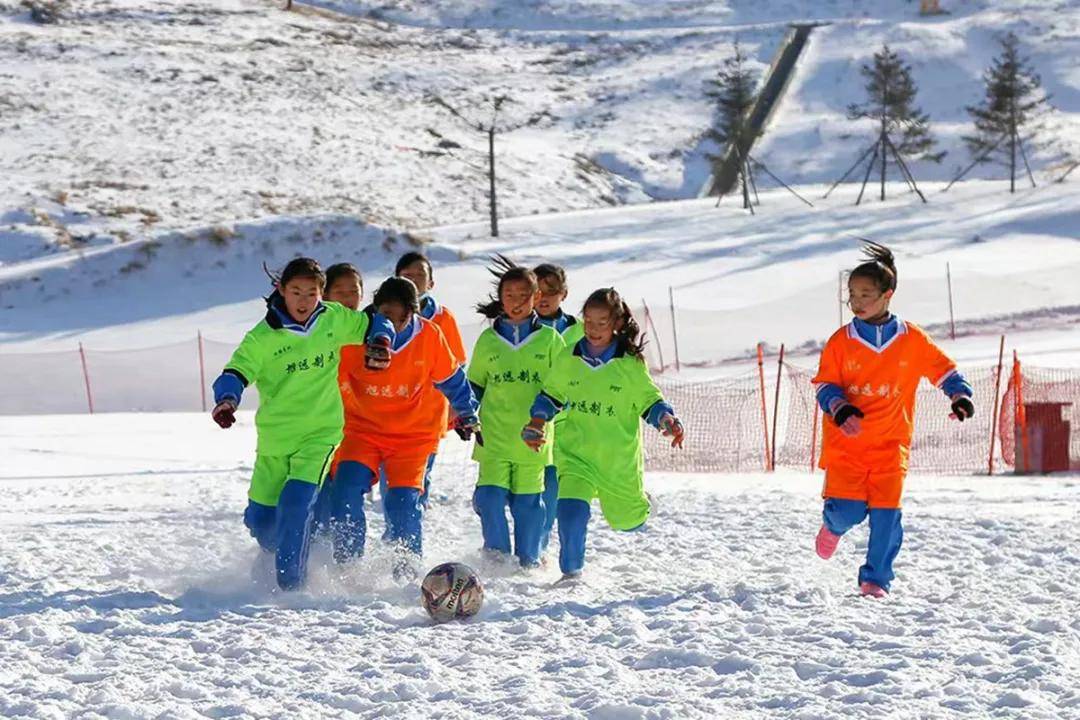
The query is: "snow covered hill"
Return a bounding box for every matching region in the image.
[2,0,1077,256]
[2,413,1078,719]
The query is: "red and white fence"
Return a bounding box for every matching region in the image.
[2,334,1076,475]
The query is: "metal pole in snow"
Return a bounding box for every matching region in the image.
[641,299,665,373]
[987,335,1005,475]
[838,270,844,326]
[770,344,785,472]
[78,342,94,415]
[198,331,208,412]
[947,262,956,340]
[668,286,681,372]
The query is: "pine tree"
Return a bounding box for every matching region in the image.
[846,45,941,202]
[705,42,759,211]
[963,32,1048,193]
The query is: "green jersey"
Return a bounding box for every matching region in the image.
[467,319,566,465]
[561,318,586,347]
[541,344,664,489]
[224,301,373,456]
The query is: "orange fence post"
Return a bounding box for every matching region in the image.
[78,342,94,415]
[1014,351,1029,472]
[771,344,785,472]
[198,331,208,412]
[987,335,1005,474]
[757,343,771,471]
[810,401,820,474]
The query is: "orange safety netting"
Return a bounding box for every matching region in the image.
[999,365,1080,472]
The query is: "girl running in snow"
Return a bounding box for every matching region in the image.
[523,288,685,580]
[812,242,974,597]
[320,277,479,581]
[532,263,585,555]
[393,251,469,508]
[468,258,566,568]
[210,258,394,591]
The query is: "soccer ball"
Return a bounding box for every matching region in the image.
[421,562,484,623]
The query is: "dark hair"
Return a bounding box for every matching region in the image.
[533,263,567,293]
[475,254,539,319]
[325,262,362,292]
[582,287,646,360]
[275,257,326,289]
[373,276,421,314]
[395,251,433,279]
[849,240,897,293]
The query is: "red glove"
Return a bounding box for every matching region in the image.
[659,413,685,449]
[365,336,392,370]
[521,417,546,452]
[212,399,237,429]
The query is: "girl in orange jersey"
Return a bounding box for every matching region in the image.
[394,251,468,508]
[812,242,974,598]
[321,277,479,581]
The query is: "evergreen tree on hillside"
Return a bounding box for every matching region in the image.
[705,42,759,211]
[833,44,941,204]
[825,44,937,204]
[961,32,1049,193]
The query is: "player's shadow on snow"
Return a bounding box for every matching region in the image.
[480,581,722,624]
[0,588,176,620]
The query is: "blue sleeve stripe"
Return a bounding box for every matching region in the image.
[814,383,847,415]
[940,371,973,398]
[434,367,479,417]
[213,372,246,405]
[364,309,395,343]
[468,380,485,403]
[530,392,563,421]
[643,400,674,429]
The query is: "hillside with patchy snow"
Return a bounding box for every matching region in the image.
[2,0,1077,259]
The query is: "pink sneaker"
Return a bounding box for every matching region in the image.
[815,525,841,559]
[859,582,888,598]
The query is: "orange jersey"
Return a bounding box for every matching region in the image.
[429,304,466,365]
[339,317,460,453]
[812,319,956,473]
[426,302,466,435]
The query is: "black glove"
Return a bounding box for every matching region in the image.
[832,403,864,427]
[951,396,975,422]
[453,414,481,443]
[212,399,237,429]
[364,335,392,370]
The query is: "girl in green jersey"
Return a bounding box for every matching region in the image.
[210,258,394,591]
[523,288,685,580]
[468,258,566,568]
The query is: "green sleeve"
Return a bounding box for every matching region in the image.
[541,347,573,403]
[629,358,664,415]
[224,327,265,385]
[331,302,371,346]
[466,332,491,389]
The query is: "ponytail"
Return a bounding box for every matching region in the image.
[475,254,539,319]
[582,288,647,360]
[849,239,897,293]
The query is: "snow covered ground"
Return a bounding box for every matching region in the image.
[2,413,1079,718]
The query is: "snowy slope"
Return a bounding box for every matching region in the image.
[2,0,1077,257]
[2,179,1078,375]
[2,413,1079,718]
